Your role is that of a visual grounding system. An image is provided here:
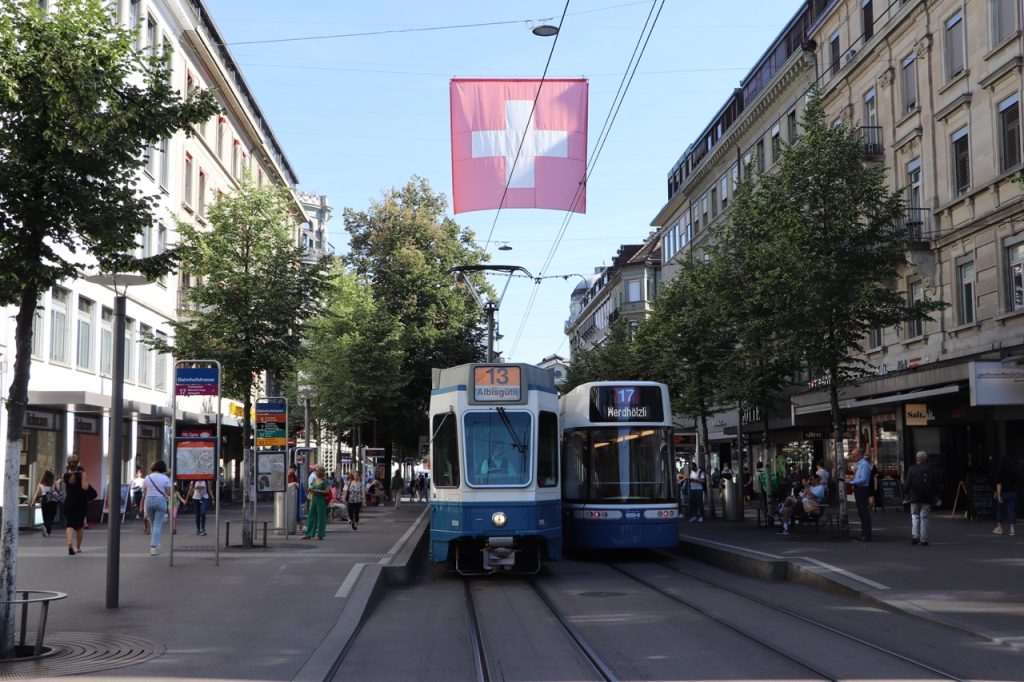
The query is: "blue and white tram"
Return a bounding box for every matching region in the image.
[428,363,562,574]
[560,381,678,550]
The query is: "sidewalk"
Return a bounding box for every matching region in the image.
[2,498,429,681]
[679,503,1024,650]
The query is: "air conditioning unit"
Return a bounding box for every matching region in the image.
[844,48,857,64]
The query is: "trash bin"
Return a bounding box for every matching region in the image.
[723,480,742,521]
[285,483,297,534]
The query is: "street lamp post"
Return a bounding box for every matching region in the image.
[85,273,149,609]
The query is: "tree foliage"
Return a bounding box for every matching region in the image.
[561,320,641,393]
[341,177,488,452]
[0,0,217,656]
[159,180,329,541]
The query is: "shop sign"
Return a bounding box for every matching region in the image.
[969,361,1024,406]
[803,431,829,440]
[139,424,160,439]
[74,416,98,433]
[23,410,56,430]
[904,403,930,426]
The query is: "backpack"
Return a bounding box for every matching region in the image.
[910,466,937,500]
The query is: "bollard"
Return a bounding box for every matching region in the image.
[285,482,298,534]
[723,480,743,521]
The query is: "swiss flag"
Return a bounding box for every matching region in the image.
[450,78,588,214]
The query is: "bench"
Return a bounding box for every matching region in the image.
[224,520,268,547]
[790,504,838,537]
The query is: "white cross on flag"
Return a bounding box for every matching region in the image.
[450,78,588,214]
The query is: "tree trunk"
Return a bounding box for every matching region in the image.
[699,407,715,519]
[1,289,39,658]
[241,393,253,547]
[829,373,848,537]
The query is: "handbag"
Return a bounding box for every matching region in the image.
[86,485,98,502]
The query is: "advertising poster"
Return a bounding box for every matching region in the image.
[175,438,217,480]
[257,450,286,493]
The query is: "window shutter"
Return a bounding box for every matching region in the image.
[1000,102,1020,172]
[953,135,970,195]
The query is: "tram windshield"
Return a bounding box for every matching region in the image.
[563,427,674,502]
[464,409,531,487]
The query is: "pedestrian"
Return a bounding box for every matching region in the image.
[28,469,59,537]
[687,461,706,522]
[345,469,365,530]
[741,465,753,502]
[302,465,328,540]
[186,479,212,536]
[993,455,1018,537]
[391,469,404,509]
[849,448,874,541]
[144,460,172,556]
[59,455,89,555]
[870,455,884,512]
[905,450,939,546]
[129,467,145,520]
[676,471,688,515]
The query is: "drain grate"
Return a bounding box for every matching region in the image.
[0,632,164,679]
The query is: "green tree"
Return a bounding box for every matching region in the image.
[296,266,405,451]
[342,177,488,456]
[561,319,641,392]
[160,181,329,545]
[635,255,733,472]
[0,0,216,654]
[736,90,944,533]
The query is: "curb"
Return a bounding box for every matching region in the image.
[292,512,430,682]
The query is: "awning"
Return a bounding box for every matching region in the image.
[792,383,964,417]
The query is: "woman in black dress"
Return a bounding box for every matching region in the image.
[60,455,90,555]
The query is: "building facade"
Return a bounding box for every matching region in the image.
[0,0,305,520]
[653,0,1024,501]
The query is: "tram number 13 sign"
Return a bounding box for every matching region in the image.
[472,365,522,403]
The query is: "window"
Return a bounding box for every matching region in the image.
[944,11,966,80]
[830,32,841,76]
[864,88,877,127]
[100,306,113,376]
[537,411,558,488]
[217,118,226,159]
[144,142,158,178]
[31,299,44,358]
[465,411,531,487]
[154,331,168,391]
[49,287,69,363]
[691,204,700,233]
[863,0,874,40]
[138,223,152,259]
[951,127,970,197]
[158,138,169,188]
[771,123,781,163]
[991,0,1017,47]
[701,194,709,226]
[128,0,139,46]
[145,15,157,57]
[138,323,151,387]
[232,141,240,179]
[183,153,193,208]
[755,139,765,171]
[710,187,718,218]
[76,297,94,370]
[625,278,641,303]
[901,53,918,113]
[787,109,798,141]
[998,94,1021,173]
[683,217,692,247]
[721,175,729,209]
[198,170,207,217]
[185,72,195,97]
[157,223,167,285]
[124,318,136,382]
[1008,242,1024,311]
[906,158,922,208]
[869,327,883,349]
[957,260,976,325]
[908,280,924,337]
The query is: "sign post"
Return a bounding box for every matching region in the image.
[256,397,288,541]
[173,361,222,566]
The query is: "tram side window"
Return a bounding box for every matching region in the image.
[432,413,459,488]
[563,430,589,499]
[537,411,558,487]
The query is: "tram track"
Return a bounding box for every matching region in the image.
[463,577,617,682]
[606,556,966,682]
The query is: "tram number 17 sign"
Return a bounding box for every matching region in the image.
[472,365,521,403]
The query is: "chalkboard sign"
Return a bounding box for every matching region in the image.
[879,478,904,508]
[968,475,995,519]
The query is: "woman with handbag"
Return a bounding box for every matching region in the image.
[28,469,60,537]
[60,455,90,555]
[144,460,172,556]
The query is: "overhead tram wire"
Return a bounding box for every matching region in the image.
[480,0,570,252]
[507,0,666,359]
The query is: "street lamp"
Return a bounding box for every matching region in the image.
[84,272,150,609]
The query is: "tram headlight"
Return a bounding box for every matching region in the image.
[491,511,508,528]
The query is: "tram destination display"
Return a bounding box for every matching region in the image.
[589,385,665,423]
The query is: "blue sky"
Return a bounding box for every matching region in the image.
[205,0,803,364]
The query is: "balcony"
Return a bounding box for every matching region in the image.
[894,207,933,246]
[858,126,883,159]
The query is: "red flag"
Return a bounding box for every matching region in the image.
[450,78,588,214]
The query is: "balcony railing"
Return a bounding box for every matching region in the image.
[858,126,883,158]
[894,207,933,244]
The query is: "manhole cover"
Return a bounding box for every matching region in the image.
[577,591,627,598]
[0,632,164,679]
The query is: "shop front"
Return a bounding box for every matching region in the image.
[19,409,62,527]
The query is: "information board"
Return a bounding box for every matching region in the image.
[175,437,217,480]
[255,398,288,447]
[256,450,286,493]
[879,478,904,508]
[967,475,995,519]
